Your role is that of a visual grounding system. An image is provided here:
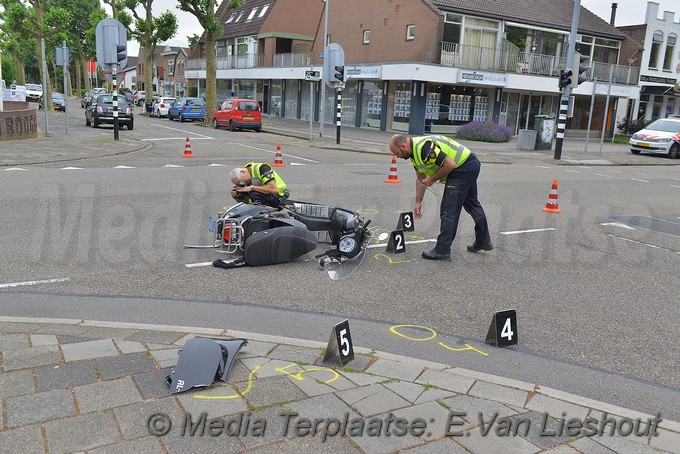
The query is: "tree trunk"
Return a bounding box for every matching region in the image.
[145,44,155,113]
[13,56,26,85]
[75,41,90,92]
[204,32,216,126]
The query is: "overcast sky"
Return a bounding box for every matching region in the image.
[116,0,680,57]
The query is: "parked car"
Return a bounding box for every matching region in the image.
[213,98,262,132]
[168,97,205,122]
[133,90,159,106]
[629,117,680,159]
[25,83,43,102]
[85,94,134,130]
[152,97,176,118]
[38,92,66,111]
[81,88,108,108]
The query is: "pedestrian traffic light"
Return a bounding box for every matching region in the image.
[559,69,573,90]
[573,52,589,88]
[334,65,345,83]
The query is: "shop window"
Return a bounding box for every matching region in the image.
[648,31,663,69]
[663,35,676,71]
[363,30,370,44]
[406,25,415,41]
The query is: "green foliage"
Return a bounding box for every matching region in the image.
[1,55,15,86]
[616,117,652,135]
[188,85,198,97]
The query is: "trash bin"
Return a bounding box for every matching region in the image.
[534,115,556,150]
[517,129,537,150]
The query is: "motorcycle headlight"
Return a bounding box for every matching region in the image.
[339,236,357,254]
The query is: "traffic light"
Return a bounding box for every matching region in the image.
[559,69,573,90]
[334,65,345,83]
[115,44,127,68]
[573,52,589,88]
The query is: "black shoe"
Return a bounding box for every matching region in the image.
[467,243,494,253]
[422,249,451,261]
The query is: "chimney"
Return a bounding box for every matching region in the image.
[610,3,618,25]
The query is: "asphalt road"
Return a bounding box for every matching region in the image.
[2,102,680,419]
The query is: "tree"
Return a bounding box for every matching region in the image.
[0,0,71,109]
[119,0,177,112]
[178,0,241,126]
[52,0,105,94]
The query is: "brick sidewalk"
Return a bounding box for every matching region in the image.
[0,317,677,453]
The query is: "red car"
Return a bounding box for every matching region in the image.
[213,98,262,132]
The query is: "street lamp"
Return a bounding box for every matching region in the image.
[320,0,329,137]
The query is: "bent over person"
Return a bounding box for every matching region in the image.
[388,134,493,261]
[230,162,289,208]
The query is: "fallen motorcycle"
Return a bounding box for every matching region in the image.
[189,201,372,280]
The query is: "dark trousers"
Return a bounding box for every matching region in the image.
[435,154,491,253]
[249,191,281,208]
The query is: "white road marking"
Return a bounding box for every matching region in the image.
[149,123,214,139]
[113,165,135,169]
[672,177,680,181]
[366,239,436,249]
[235,143,319,163]
[208,163,228,167]
[61,167,83,170]
[534,166,550,169]
[605,169,622,173]
[185,261,214,268]
[630,178,650,183]
[563,169,580,173]
[142,137,213,141]
[595,173,613,177]
[0,277,70,289]
[600,222,636,230]
[163,164,184,168]
[344,163,379,166]
[290,162,306,166]
[607,234,678,254]
[3,167,27,171]
[670,185,680,189]
[500,228,556,235]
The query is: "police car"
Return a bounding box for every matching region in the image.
[629,117,680,158]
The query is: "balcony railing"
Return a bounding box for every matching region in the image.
[186,51,312,71]
[272,52,311,67]
[186,53,266,70]
[440,42,639,85]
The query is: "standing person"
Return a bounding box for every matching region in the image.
[124,89,132,104]
[388,134,493,261]
[230,162,289,208]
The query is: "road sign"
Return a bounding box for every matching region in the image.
[101,71,125,89]
[304,70,320,81]
[55,46,70,67]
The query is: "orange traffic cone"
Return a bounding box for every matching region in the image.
[273,144,284,167]
[384,156,401,183]
[183,136,194,158]
[542,179,561,213]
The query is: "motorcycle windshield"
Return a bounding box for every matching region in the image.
[326,247,367,280]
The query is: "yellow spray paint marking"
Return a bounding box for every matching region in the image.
[275,363,339,384]
[374,253,411,264]
[390,324,488,357]
[193,365,261,399]
[406,234,426,240]
[438,342,488,357]
[356,208,379,215]
[390,324,437,341]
